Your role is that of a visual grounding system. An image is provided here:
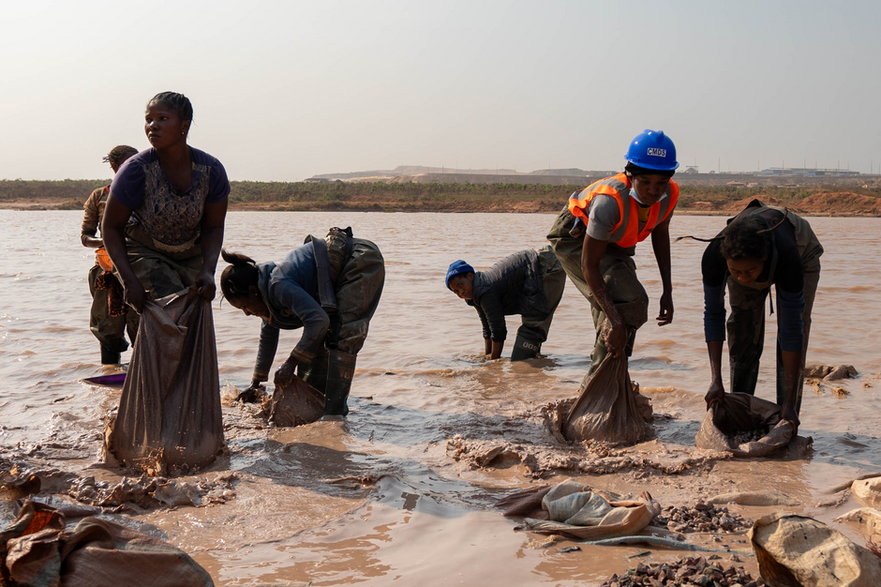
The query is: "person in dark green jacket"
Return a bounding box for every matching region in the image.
[702,200,823,431]
[446,246,565,360]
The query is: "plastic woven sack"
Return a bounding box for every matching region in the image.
[500,479,659,540]
[265,375,326,427]
[105,289,224,475]
[563,355,653,445]
[2,500,213,586]
[695,393,795,457]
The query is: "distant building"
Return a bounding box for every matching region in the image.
[759,167,860,177]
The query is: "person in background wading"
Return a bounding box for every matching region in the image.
[546,129,679,372]
[102,91,230,312]
[701,200,823,432]
[81,145,139,364]
[445,246,566,360]
[220,228,385,416]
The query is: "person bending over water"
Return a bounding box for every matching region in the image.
[445,247,565,360]
[220,228,385,416]
[702,200,823,431]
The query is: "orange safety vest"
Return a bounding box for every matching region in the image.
[567,173,679,248]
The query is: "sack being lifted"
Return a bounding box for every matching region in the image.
[262,375,325,427]
[105,290,224,475]
[696,392,797,458]
[563,354,653,446]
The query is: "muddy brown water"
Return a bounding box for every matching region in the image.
[1,210,879,585]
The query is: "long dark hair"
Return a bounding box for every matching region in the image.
[220,249,259,304]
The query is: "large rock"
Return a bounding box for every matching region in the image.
[852,476,881,509]
[749,512,881,586]
[836,508,881,547]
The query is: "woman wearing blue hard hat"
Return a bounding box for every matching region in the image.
[547,129,679,372]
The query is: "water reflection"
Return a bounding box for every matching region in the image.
[1,210,880,584]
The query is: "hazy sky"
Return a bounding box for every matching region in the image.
[3,0,880,181]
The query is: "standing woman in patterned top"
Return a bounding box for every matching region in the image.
[102,92,230,311]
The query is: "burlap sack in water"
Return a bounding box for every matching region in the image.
[749,512,881,587]
[499,479,660,540]
[265,375,326,427]
[105,289,224,474]
[2,500,213,586]
[695,392,796,457]
[563,354,653,445]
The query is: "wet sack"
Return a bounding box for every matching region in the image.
[500,479,659,540]
[105,289,224,475]
[695,392,798,457]
[263,375,326,427]
[1,500,213,586]
[563,354,653,446]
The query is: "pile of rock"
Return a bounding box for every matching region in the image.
[601,557,765,586]
[656,502,751,533]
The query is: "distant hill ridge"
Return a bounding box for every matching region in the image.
[309,165,600,182]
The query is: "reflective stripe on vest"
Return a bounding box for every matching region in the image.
[567,173,679,247]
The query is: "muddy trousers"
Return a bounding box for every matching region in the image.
[549,229,648,373]
[300,239,385,415]
[511,246,567,360]
[727,261,820,414]
[88,264,137,364]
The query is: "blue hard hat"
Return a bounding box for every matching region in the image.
[625,129,679,171]
[445,260,474,289]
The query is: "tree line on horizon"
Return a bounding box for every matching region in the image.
[0,178,878,212]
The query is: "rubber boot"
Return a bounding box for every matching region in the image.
[298,350,330,395]
[510,335,541,361]
[100,344,122,365]
[324,350,356,416]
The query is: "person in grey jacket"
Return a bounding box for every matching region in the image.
[446,246,565,360]
[221,228,384,415]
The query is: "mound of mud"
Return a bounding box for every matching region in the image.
[2,458,236,511]
[446,433,728,478]
[804,363,858,381]
[67,473,238,509]
[798,192,881,216]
